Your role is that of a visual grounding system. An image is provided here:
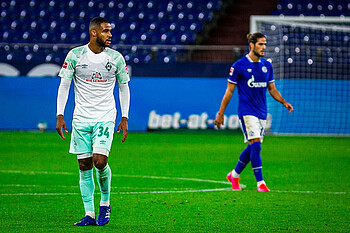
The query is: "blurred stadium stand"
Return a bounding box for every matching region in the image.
[272,0,350,16]
[0,0,349,75]
[0,0,225,69]
[193,0,278,62]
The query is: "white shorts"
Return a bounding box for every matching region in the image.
[239,115,266,143]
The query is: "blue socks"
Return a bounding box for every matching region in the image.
[79,169,95,213]
[233,142,264,182]
[250,141,263,182]
[95,164,111,203]
[234,144,251,174]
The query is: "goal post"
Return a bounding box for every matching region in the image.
[250,16,350,34]
[250,16,350,135]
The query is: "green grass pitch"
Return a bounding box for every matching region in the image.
[0,131,349,232]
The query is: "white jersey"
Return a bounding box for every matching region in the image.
[58,44,130,122]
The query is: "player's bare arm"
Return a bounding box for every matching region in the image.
[56,115,68,140]
[267,82,293,113]
[214,83,236,128]
[117,117,128,142]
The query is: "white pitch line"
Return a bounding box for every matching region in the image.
[2,184,348,195]
[0,188,232,196]
[0,170,231,185]
[1,184,79,188]
[0,170,348,195]
[272,190,349,195]
[114,174,231,185]
[0,170,73,175]
[0,192,79,196]
[116,188,232,194]
[1,184,211,191]
[1,188,349,196]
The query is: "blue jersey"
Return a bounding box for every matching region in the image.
[227,55,275,120]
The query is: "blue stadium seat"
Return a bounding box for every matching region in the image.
[1,0,222,64]
[272,0,350,16]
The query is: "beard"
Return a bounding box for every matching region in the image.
[96,36,109,47]
[253,49,264,57]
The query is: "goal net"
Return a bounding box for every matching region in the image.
[250,16,350,135]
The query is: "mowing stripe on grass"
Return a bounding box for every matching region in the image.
[1,170,348,195]
[0,188,232,196]
[1,184,204,190]
[0,170,231,184]
[1,188,349,196]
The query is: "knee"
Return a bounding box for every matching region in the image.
[93,154,108,170]
[94,161,107,170]
[78,158,93,170]
[250,141,261,152]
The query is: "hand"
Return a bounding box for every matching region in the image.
[283,102,294,113]
[214,113,224,129]
[117,117,128,143]
[56,115,68,140]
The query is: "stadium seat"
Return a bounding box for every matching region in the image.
[272,0,350,16]
[13,0,350,65]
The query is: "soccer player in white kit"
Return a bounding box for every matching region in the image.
[215,33,293,192]
[56,17,130,226]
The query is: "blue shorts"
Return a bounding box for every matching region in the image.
[69,121,115,159]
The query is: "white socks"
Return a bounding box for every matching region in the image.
[100,200,110,207]
[231,169,240,178]
[86,211,95,219]
[257,180,266,187]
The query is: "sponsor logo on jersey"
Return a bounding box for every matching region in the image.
[85,72,107,82]
[91,71,103,80]
[82,64,88,68]
[229,67,234,76]
[262,66,267,73]
[247,75,267,88]
[62,61,68,69]
[125,65,129,75]
[105,61,112,71]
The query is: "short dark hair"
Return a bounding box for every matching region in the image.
[247,32,266,44]
[89,17,109,30]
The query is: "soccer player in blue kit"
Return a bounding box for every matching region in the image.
[214,33,293,192]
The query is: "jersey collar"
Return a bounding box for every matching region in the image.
[86,44,107,63]
[246,54,261,63]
